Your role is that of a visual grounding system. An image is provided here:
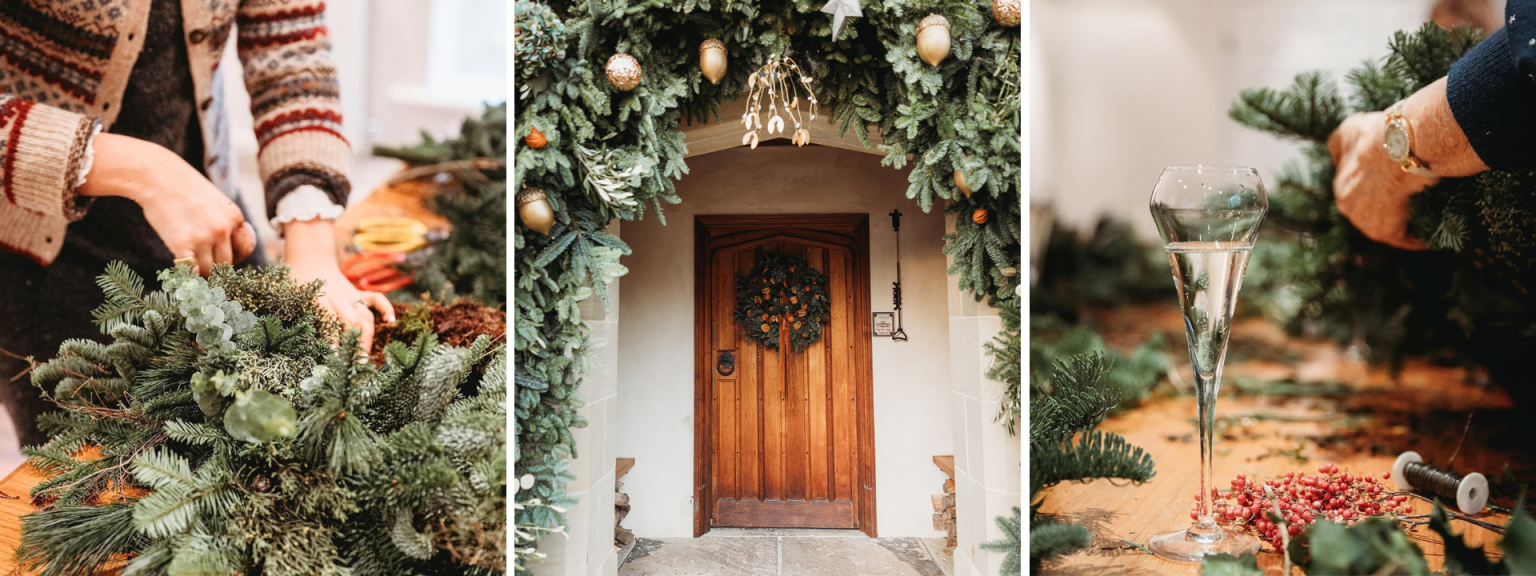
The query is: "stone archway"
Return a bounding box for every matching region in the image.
[532,97,1018,576]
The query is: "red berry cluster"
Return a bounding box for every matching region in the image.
[1189,464,1412,550]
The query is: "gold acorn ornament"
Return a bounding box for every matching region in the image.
[742,53,818,149]
[516,186,555,235]
[916,14,951,67]
[606,53,642,91]
[991,0,1021,27]
[953,168,973,198]
[699,39,727,84]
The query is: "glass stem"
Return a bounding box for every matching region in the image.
[1196,375,1217,530]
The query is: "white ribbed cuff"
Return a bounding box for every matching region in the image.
[270,185,344,233]
[74,122,103,189]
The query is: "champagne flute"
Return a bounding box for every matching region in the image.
[1147,166,1266,562]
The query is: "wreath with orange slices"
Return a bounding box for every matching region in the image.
[734,251,831,352]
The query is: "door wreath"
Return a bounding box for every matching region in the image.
[734,251,831,352]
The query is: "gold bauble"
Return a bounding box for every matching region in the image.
[953,168,973,198]
[606,54,642,91]
[991,0,1021,27]
[916,14,951,67]
[699,39,727,84]
[516,186,555,235]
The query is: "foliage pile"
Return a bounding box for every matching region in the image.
[1032,216,1174,320]
[1029,352,1156,572]
[1029,215,1172,415]
[18,263,506,575]
[514,1,1020,573]
[376,298,508,361]
[1230,23,1536,400]
[376,104,508,306]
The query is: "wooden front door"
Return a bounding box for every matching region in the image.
[693,215,875,537]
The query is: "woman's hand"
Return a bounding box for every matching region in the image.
[79,133,254,275]
[283,218,395,353]
[1327,77,1487,250]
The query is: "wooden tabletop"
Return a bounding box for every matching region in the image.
[1037,305,1525,575]
[0,461,45,575]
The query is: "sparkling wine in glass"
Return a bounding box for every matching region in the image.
[1147,166,1266,562]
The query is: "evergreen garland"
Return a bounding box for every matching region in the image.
[513,2,1019,572]
[1231,23,1536,401]
[732,251,831,351]
[375,104,508,306]
[17,263,506,575]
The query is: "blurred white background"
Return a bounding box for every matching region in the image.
[1031,0,1501,239]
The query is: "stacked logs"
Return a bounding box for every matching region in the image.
[615,462,634,553]
[932,477,957,547]
[614,488,633,551]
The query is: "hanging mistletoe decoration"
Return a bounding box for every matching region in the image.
[735,251,831,351]
[741,54,818,149]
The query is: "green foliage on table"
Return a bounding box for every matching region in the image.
[375,104,509,306]
[17,263,506,575]
[1230,22,1536,398]
[513,1,1021,571]
[1283,518,1430,575]
[1032,216,1173,319]
[1029,352,1156,570]
[1200,553,1264,576]
[1212,498,1536,576]
[1030,314,1169,414]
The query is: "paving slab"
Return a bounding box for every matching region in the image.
[619,533,946,576]
[919,538,954,576]
[780,537,944,576]
[620,536,778,576]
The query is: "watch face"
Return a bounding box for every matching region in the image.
[1384,118,1410,163]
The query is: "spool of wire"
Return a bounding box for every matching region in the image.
[1392,451,1488,515]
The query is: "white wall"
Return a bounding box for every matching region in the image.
[1033,0,1441,239]
[616,145,956,538]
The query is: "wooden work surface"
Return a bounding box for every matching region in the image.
[1037,304,1529,576]
[0,462,46,575]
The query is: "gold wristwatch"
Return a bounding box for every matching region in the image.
[1383,104,1437,177]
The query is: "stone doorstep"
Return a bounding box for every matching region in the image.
[618,534,947,576]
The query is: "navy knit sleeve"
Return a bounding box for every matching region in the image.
[1448,0,1536,170]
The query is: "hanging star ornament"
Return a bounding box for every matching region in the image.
[821,0,862,41]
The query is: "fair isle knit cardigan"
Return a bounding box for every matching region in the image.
[0,0,350,264]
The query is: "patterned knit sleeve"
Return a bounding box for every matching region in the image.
[0,93,101,264]
[235,0,351,219]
